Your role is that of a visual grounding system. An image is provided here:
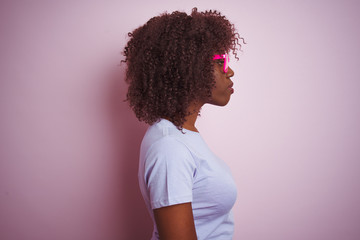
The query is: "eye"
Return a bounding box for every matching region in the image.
[216,59,224,65]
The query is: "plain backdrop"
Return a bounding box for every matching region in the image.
[1,0,359,239]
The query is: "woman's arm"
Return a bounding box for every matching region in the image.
[153,202,197,240]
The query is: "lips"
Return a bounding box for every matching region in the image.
[228,82,234,94]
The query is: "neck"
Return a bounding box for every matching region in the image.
[182,102,203,132]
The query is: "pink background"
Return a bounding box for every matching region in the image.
[1,1,359,239]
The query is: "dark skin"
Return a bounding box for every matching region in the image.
[154,203,197,240]
[154,61,235,239]
[183,61,235,132]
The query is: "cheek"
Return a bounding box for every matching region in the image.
[210,84,231,105]
[213,68,222,85]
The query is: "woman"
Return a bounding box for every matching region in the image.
[123,8,245,240]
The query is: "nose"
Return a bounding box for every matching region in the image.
[226,66,234,78]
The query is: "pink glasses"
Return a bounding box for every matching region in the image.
[212,53,229,73]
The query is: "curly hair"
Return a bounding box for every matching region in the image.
[122,7,245,129]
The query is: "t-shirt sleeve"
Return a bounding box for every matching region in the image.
[143,136,196,209]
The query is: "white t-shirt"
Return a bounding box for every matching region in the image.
[138,118,237,240]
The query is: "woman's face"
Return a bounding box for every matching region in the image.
[207,57,235,106]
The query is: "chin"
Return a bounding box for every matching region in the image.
[207,93,232,106]
[219,100,230,106]
[210,98,230,106]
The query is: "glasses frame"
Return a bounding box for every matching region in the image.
[212,53,229,73]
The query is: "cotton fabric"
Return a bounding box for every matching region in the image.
[138,118,237,240]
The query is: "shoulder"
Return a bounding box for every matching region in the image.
[146,135,192,160]
[142,135,197,174]
[140,119,199,169]
[141,120,193,157]
[142,135,197,188]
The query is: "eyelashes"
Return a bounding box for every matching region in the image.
[215,60,225,65]
[212,54,229,73]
